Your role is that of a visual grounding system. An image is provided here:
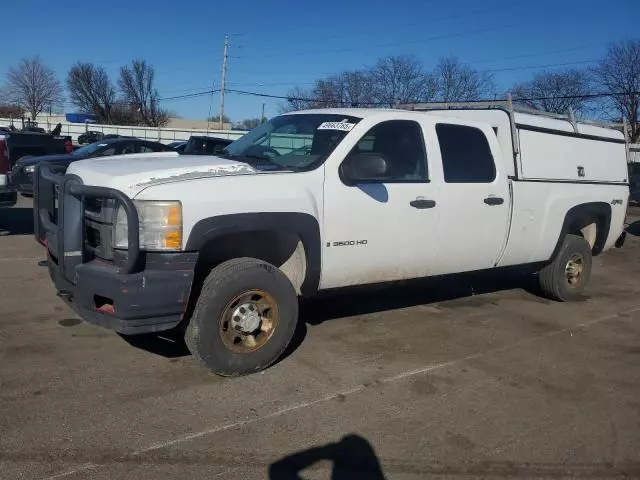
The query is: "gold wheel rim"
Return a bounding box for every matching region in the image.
[219,289,279,353]
[564,253,584,287]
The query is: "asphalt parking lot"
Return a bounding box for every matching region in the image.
[2,196,640,480]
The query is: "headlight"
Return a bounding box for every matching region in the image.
[24,165,35,173]
[114,200,182,251]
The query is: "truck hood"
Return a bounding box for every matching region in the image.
[65,152,283,197]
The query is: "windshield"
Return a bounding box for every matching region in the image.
[223,114,362,170]
[71,142,107,157]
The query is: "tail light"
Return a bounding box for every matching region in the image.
[64,139,73,153]
[0,139,10,174]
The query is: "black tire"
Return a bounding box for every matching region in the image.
[185,257,298,376]
[538,234,592,301]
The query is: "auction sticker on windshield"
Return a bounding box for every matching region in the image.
[317,121,355,131]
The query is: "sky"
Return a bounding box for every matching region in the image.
[0,0,638,122]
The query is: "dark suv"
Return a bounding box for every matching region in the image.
[183,136,233,155]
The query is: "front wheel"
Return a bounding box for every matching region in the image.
[538,234,592,301]
[185,258,298,376]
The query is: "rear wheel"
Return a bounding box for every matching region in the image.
[185,257,298,376]
[538,234,592,301]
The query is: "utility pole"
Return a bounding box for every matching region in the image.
[219,34,229,130]
[261,102,266,122]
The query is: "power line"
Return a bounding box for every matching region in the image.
[114,56,602,102]
[482,59,599,73]
[226,81,316,87]
[223,88,640,106]
[238,22,525,60]
[164,50,603,98]
[64,57,610,108]
[468,45,603,65]
[239,2,515,50]
[160,85,214,94]
[159,90,218,101]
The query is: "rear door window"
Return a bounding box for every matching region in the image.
[436,124,496,183]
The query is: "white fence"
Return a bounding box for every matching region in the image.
[0,117,247,144]
[631,144,640,164]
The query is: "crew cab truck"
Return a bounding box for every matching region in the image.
[33,103,629,376]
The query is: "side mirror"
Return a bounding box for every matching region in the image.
[340,153,388,186]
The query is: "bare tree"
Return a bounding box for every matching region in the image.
[593,40,640,142]
[282,54,489,111]
[512,69,593,115]
[370,55,437,107]
[281,86,314,112]
[67,63,115,123]
[207,114,231,123]
[282,71,377,112]
[119,60,169,127]
[0,104,24,118]
[433,57,494,102]
[109,101,139,126]
[0,87,24,117]
[5,56,63,120]
[340,70,377,107]
[237,118,262,130]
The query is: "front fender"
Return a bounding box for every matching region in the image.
[185,212,321,295]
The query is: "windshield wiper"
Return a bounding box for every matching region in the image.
[241,153,274,161]
[239,154,288,170]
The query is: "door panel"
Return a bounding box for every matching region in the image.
[321,120,440,289]
[434,123,510,274]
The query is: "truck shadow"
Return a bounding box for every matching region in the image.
[278,270,537,363]
[119,331,191,358]
[0,207,34,236]
[299,271,534,326]
[123,271,536,362]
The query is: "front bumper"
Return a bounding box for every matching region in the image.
[35,165,197,335]
[48,252,197,334]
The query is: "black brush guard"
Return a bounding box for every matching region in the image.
[33,164,197,334]
[34,163,140,283]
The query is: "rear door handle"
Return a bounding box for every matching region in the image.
[484,197,504,206]
[410,199,436,209]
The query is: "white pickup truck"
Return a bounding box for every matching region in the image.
[34,103,629,376]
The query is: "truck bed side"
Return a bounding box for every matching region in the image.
[498,181,628,266]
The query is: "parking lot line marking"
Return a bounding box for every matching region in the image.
[0,257,42,262]
[45,463,97,479]
[42,306,640,480]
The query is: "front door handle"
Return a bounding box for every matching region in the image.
[484,197,504,206]
[410,199,436,209]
